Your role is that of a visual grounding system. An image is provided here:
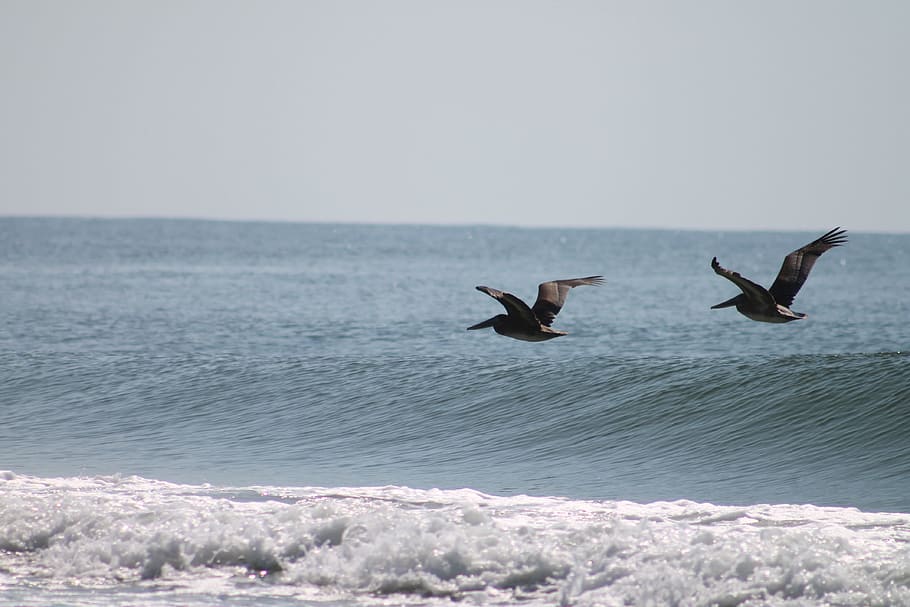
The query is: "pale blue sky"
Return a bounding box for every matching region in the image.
[2,1,908,231]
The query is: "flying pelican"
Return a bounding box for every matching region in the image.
[467,276,604,341]
[710,227,847,323]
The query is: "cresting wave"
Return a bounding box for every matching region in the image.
[293,350,910,511]
[2,351,908,511]
[1,472,909,607]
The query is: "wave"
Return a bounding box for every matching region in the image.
[321,350,910,510]
[1,472,909,607]
[2,350,908,513]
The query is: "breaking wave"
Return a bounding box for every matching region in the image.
[1,472,909,607]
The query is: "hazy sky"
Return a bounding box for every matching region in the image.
[2,1,908,231]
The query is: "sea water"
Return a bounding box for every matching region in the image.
[1,217,908,606]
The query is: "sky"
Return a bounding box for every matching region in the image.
[1,1,908,232]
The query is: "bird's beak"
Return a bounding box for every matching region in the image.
[467,316,497,330]
[711,296,739,309]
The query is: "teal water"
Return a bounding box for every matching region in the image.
[1,217,908,510]
[1,218,910,606]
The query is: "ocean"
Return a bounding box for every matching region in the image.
[1,217,908,606]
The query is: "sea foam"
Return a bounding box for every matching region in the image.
[1,472,909,606]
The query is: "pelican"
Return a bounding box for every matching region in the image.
[711,227,847,323]
[467,276,604,341]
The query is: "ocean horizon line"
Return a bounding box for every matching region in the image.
[1,213,906,235]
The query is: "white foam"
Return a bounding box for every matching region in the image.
[1,472,908,606]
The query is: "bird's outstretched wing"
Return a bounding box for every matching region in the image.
[711,258,775,308]
[768,228,847,307]
[531,276,604,327]
[475,286,538,326]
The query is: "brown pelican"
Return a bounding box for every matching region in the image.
[711,227,847,323]
[467,276,604,341]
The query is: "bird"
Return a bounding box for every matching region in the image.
[710,227,847,323]
[467,276,604,341]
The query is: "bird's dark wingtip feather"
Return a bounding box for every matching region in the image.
[820,227,848,246]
